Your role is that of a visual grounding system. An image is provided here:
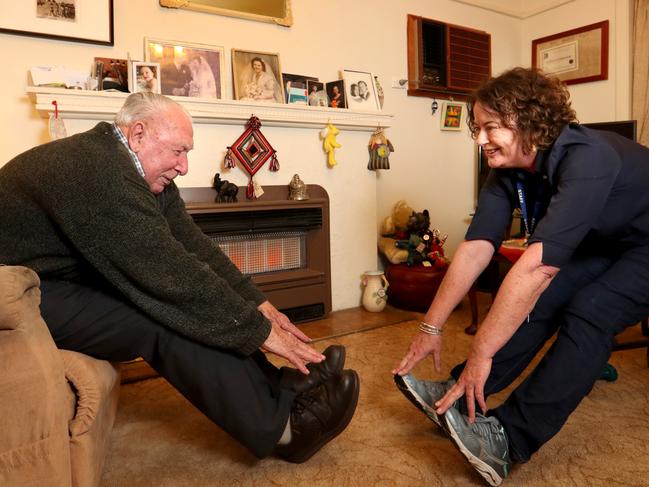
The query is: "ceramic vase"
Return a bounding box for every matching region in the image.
[362,270,389,312]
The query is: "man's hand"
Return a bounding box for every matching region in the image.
[258,301,324,374]
[257,301,312,343]
[435,355,492,422]
[391,331,443,376]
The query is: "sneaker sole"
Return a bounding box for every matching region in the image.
[393,374,441,427]
[289,370,360,463]
[442,413,504,487]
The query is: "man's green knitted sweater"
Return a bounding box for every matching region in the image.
[0,122,270,355]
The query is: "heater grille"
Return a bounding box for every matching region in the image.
[212,231,306,275]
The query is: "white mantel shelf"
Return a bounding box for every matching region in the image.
[27,86,393,131]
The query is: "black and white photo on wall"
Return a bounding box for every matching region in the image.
[0,0,113,45]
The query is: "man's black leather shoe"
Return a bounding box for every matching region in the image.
[276,369,360,463]
[280,345,346,394]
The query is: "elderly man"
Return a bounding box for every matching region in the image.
[0,92,359,462]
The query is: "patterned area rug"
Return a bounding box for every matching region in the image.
[102,298,649,486]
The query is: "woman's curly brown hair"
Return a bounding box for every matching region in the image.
[467,67,577,153]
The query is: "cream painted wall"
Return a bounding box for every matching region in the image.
[521,0,632,122]
[0,0,632,311]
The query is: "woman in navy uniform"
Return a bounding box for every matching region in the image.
[393,67,649,486]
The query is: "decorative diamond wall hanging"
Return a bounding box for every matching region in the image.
[224,115,279,199]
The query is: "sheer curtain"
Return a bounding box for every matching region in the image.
[632,0,649,146]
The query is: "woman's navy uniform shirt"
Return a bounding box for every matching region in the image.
[466,124,649,267]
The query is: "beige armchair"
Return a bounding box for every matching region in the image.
[0,265,121,487]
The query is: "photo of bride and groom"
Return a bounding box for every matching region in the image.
[145,38,225,99]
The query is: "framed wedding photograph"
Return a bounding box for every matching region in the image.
[0,0,113,45]
[232,49,285,103]
[129,61,161,94]
[342,69,379,110]
[282,73,317,104]
[145,37,224,99]
[532,20,609,85]
[440,102,464,131]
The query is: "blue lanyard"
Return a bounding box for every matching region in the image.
[515,178,545,238]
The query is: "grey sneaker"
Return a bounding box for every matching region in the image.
[443,407,511,486]
[394,373,455,427]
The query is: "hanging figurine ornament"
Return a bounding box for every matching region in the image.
[48,100,67,141]
[320,122,341,168]
[367,126,394,170]
[224,115,279,199]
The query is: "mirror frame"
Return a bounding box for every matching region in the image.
[159,0,292,27]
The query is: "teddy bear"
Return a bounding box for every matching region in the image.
[378,200,413,264]
[395,209,433,266]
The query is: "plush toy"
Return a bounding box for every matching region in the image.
[321,123,341,167]
[378,200,414,264]
[380,199,412,239]
[393,209,449,268]
[395,209,432,266]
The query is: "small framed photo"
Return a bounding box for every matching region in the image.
[440,102,464,131]
[283,73,317,104]
[232,49,284,103]
[307,80,328,107]
[145,37,224,99]
[342,69,379,110]
[129,61,161,94]
[326,80,347,109]
[94,57,129,92]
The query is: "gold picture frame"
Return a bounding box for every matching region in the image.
[532,20,608,85]
[159,0,292,27]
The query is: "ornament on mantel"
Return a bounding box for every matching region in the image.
[320,122,341,168]
[48,101,67,140]
[224,115,279,199]
[367,126,394,171]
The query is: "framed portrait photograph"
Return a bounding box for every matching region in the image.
[282,73,317,105]
[532,20,608,85]
[307,80,328,107]
[342,69,379,110]
[129,61,161,94]
[232,49,285,103]
[326,80,346,109]
[145,37,225,99]
[0,0,113,45]
[440,102,464,131]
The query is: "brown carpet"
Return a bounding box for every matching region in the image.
[101,298,649,486]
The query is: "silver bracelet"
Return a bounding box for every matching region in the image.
[419,321,443,335]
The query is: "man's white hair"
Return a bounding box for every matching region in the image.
[114,92,191,127]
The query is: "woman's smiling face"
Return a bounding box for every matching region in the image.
[473,102,533,170]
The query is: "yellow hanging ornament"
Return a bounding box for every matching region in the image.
[321,123,341,167]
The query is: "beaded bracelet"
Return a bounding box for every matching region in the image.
[419,321,443,336]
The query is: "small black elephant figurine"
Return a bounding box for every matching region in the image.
[213,173,239,203]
